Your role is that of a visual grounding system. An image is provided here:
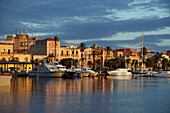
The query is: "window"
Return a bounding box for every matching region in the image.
[4,49,5,52]
[61,51,63,55]
[50,50,52,54]
[25,57,28,62]
[76,51,78,55]
[89,54,91,58]
[72,51,74,55]
[49,42,52,47]
[67,51,68,55]
[56,50,57,55]
[8,49,10,54]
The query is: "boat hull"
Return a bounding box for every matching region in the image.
[79,72,90,77]
[28,71,64,78]
[89,73,98,77]
[107,71,132,76]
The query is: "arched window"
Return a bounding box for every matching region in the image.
[8,49,10,54]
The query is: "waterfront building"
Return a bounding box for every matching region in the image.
[0,41,14,62]
[6,30,39,53]
[28,37,60,61]
[0,62,33,73]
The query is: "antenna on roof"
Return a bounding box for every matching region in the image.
[25,29,27,35]
[19,30,21,35]
[8,31,9,36]
[23,29,25,34]
[15,28,17,35]
[32,33,33,38]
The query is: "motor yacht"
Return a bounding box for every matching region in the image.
[79,67,98,77]
[107,68,132,76]
[28,63,65,78]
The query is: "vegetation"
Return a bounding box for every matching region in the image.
[142,47,147,55]
[106,46,111,62]
[79,43,86,67]
[91,50,98,69]
[59,58,74,68]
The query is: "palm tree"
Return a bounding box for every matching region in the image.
[106,46,111,63]
[54,36,59,61]
[162,58,168,70]
[153,55,160,70]
[87,60,92,68]
[142,47,147,56]
[79,43,86,68]
[126,59,131,68]
[91,50,97,69]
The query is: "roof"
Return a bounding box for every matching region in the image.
[0,62,32,64]
[43,38,54,41]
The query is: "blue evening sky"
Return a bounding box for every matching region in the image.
[0,0,170,52]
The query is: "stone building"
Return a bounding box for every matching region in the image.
[0,41,13,61]
[6,31,39,53]
[28,38,60,61]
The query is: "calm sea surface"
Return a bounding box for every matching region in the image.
[0,76,170,113]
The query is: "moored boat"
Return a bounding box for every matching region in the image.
[28,64,65,78]
[79,67,98,77]
[107,68,132,76]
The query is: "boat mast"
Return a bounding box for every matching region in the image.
[141,30,144,72]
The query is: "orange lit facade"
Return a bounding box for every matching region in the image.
[6,33,39,53]
[0,41,13,61]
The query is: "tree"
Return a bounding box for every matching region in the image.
[153,55,160,70]
[0,58,7,62]
[142,47,147,55]
[87,60,92,68]
[60,58,74,68]
[91,50,98,69]
[54,36,59,60]
[145,58,154,68]
[162,58,168,70]
[106,46,112,63]
[126,59,131,68]
[79,43,86,68]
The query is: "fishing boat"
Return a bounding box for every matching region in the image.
[107,68,132,76]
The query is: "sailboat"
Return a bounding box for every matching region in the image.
[132,30,149,76]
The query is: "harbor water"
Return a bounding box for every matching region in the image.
[0,76,170,113]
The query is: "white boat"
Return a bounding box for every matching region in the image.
[107,68,132,76]
[152,71,170,78]
[79,67,98,77]
[28,64,65,78]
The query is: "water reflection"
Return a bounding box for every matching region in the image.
[0,76,170,113]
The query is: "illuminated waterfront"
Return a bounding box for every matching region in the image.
[0,76,170,113]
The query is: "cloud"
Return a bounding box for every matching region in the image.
[63,27,170,44]
[128,0,157,6]
[155,39,170,46]
[104,0,170,21]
